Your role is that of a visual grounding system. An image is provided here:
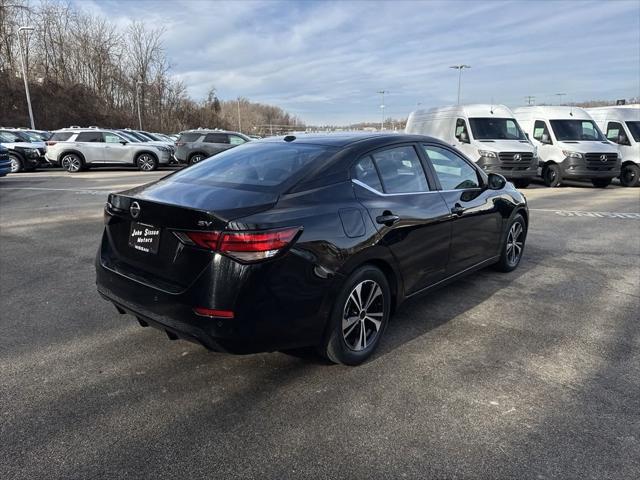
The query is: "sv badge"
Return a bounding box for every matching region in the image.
[197,220,213,227]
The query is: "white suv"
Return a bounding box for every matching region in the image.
[45,128,174,172]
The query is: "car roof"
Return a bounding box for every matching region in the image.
[259,132,437,148]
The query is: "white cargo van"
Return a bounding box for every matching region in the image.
[586,106,640,187]
[513,106,620,188]
[405,104,537,188]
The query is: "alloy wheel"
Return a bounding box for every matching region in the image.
[191,154,203,164]
[9,158,20,173]
[506,222,524,265]
[138,154,155,171]
[342,280,384,351]
[62,155,81,172]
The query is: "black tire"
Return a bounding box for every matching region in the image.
[9,154,23,173]
[512,179,531,189]
[189,153,205,165]
[591,178,611,188]
[542,164,561,187]
[493,214,527,273]
[60,153,84,173]
[136,153,158,171]
[619,164,640,187]
[320,265,391,366]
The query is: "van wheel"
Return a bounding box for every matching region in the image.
[542,164,561,187]
[493,214,527,272]
[620,164,639,187]
[320,265,391,366]
[591,178,611,188]
[136,153,158,171]
[9,154,23,173]
[512,179,531,189]
[189,153,205,165]
[61,153,84,173]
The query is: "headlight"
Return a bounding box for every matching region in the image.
[478,150,497,158]
[562,150,583,159]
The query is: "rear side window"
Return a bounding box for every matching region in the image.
[204,133,229,144]
[76,131,103,142]
[178,133,202,142]
[371,146,429,193]
[168,142,337,190]
[352,156,383,192]
[50,132,73,141]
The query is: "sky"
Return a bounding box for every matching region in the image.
[73,0,640,125]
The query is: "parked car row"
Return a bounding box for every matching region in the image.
[406,104,639,188]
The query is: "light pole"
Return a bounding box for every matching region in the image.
[449,64,471,105]
[377,90,388,131]
[237,98,242,132]
[136,80,143,129]
[555,93,566,105]
[17,26,35,129]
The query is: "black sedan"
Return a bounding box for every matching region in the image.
[96,133,528,365]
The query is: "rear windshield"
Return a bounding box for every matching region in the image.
[178,132,203,143]
[168,142,337,191]
[550,120,604,141]
[468,118,526,140]
[50,132,74,141]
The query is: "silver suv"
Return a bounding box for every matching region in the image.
[45,127,174,172]
[174,129,251,165]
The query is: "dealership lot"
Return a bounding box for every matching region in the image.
[1,170,639,479]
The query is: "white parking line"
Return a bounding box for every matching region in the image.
[530,209,640,219]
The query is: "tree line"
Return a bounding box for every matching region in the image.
[0,0,303,134]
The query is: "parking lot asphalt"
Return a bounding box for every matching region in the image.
[1,169,639,480]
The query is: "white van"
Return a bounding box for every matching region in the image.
[586,105,640,187]
[405,104,537,188]
[513,106,620,188]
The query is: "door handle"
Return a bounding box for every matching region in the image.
[376,213,400,226]
[451,204,464,216]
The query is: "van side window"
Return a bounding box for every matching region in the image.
[352,156,383,192]
[455,119,470,143]
[533,121,552,144]
[606,122,630,146]
[422,145,480,190]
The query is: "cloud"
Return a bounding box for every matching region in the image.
[71,0,640,124]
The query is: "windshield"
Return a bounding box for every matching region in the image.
[468,117,526,140]
[119,132,140,142]
[0,131,30,143]
[626,121,640,142]
[550,120,605,141]
[168,142,337,190]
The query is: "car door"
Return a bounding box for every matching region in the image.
[102,132,130,163]
[453,117,477,159]
[352,144,452,295]
[531,120,556,166]
[74,131,105,164]
[203,132,231,156]
[421,143,503,274]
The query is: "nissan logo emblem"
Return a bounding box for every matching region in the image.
[130,201,141,219]
[599,154,607,162]
[513,153,521,161]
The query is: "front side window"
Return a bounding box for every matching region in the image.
[168,142,337,190]
[204,133,229,144]
[76,131,103,142]
[533,120,552,143]
[229,135,247,145]
[549,120,605,141]
[468,117,527,140]
[422,145,480,190]
[606,122,630,145]
[104,132,125,144]
[352,156,383,192]
[455,119,470,143]
[371,145,429,194]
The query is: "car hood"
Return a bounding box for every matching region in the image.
[0,141,41,149]
[557,141,617,153]
[475,139,535,152]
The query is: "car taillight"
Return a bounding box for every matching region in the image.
[46,141,57,146]
[175,142,185,146]
[174,227,301,262]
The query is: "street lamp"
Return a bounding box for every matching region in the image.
[237,98,242,132]
[449,64,471,105]
[17,26,35,129]
[377,90,389,131]
[555,93,567,105]
[136,80,143,129]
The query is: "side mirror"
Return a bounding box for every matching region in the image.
[458,131,470,144]
[541,133,551,145]
[487,173,507,190]
[525,133,530,140]
[619,135,630,146]
[120,141,128,145]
